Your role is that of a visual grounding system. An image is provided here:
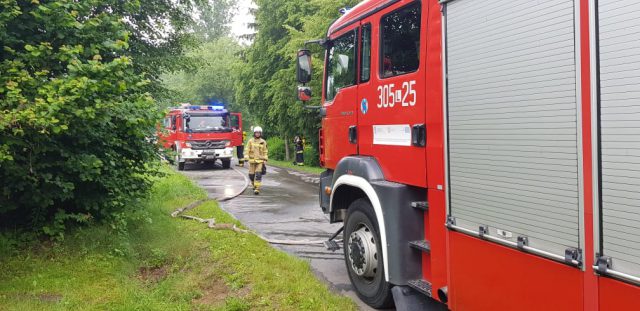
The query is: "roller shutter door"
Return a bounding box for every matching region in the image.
[445,0,581,258]
[598,0,640,280]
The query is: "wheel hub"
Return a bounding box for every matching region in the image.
[348,224,378,278]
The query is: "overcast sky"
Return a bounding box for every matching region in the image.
[230,0,255,43]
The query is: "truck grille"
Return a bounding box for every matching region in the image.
[189,140,227,150]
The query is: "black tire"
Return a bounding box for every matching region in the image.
[221,159,231,169]
[175,152,185,171]
[344,198,394,309]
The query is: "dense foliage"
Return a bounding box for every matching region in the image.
[0,0,233,235]
[162,37,244,113]
[235,0,358,164]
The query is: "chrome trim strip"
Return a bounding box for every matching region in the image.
[449,224,582,267]
[593,266,640,286]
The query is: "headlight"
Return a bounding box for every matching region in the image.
[224,140,231,147]
[184,141,193,148]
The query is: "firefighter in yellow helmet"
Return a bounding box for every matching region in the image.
[244,126,268,195]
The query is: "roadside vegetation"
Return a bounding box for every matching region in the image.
[1,1,356,309]
[0,0,234,237]
[0,168,356,310]
[267,159,324,175]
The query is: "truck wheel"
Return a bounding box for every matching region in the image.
[176,154,185,171]
[344,198,394,309]
[221,159,231,169]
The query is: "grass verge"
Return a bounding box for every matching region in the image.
[267,159,325,175]
[0,167,355,311]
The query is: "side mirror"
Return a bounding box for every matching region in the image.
[297,86,312,102]
[296,49,312,84]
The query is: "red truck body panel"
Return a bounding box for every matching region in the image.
[317,0,640,309]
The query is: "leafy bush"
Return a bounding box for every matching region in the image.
[303,146,320,167]
[265,137,286,161]
[0,1,161,235]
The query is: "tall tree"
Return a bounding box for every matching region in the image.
[162,37,243,108]
[235,0,358,164]
[107,0,236,97]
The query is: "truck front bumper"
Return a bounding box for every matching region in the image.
[180,147,234,162]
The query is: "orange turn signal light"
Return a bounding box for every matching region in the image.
[324,186,332,195]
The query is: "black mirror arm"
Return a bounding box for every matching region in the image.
[304,38,328,48]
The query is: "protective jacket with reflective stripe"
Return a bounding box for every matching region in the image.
[245,138,268,163]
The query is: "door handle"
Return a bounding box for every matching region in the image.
[348,126,357,144]
[412,124,426,147]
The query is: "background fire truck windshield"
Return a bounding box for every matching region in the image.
[185,114,232,133]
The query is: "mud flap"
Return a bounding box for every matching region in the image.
[392,286,447,311]
[319,170,333,213]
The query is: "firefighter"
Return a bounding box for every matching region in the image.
[236,131,247,167]
[244,126,268,195]
[293,135,304,166]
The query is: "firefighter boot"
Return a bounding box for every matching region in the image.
[253,181,262,195]
[254,172,262,195]
[249,174,255,189]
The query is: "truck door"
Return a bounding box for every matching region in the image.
[356,2,427,188]
[321,27,359,168]
[230,113,243,147]
[443,0,584,308]
[159,113,179,149]
[158,115,173,149]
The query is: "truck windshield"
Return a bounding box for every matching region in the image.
[325,31,356,101]
[185,114,232,133]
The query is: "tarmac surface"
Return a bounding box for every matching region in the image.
[180,160,380,311]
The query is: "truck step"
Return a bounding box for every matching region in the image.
[409,240,431,253]
[411,201,429,211]
[408,279,433,297]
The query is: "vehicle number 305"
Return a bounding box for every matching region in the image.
[377,81,416,108]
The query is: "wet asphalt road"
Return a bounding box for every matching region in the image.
[180,160,378,311]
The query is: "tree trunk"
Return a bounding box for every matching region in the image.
[284,134,290,161]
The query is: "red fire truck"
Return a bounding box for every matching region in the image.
[159,104,242,170]
[296,0,640,310]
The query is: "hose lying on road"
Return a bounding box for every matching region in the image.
[171,200,342,246]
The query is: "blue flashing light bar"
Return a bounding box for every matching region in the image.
[188,105,226,111]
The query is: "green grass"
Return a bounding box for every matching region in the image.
[267,159,325,175]
[0,167,355,311]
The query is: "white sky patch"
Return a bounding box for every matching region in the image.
[231,0,256,45]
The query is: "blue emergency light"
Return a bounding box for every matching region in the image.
[187,105,226,111]
[339,7,352,15]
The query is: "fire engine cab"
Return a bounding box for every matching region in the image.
[159,104,242,170]
[296,0,640,310]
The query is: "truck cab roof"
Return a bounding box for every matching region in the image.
[327,0,394,36]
